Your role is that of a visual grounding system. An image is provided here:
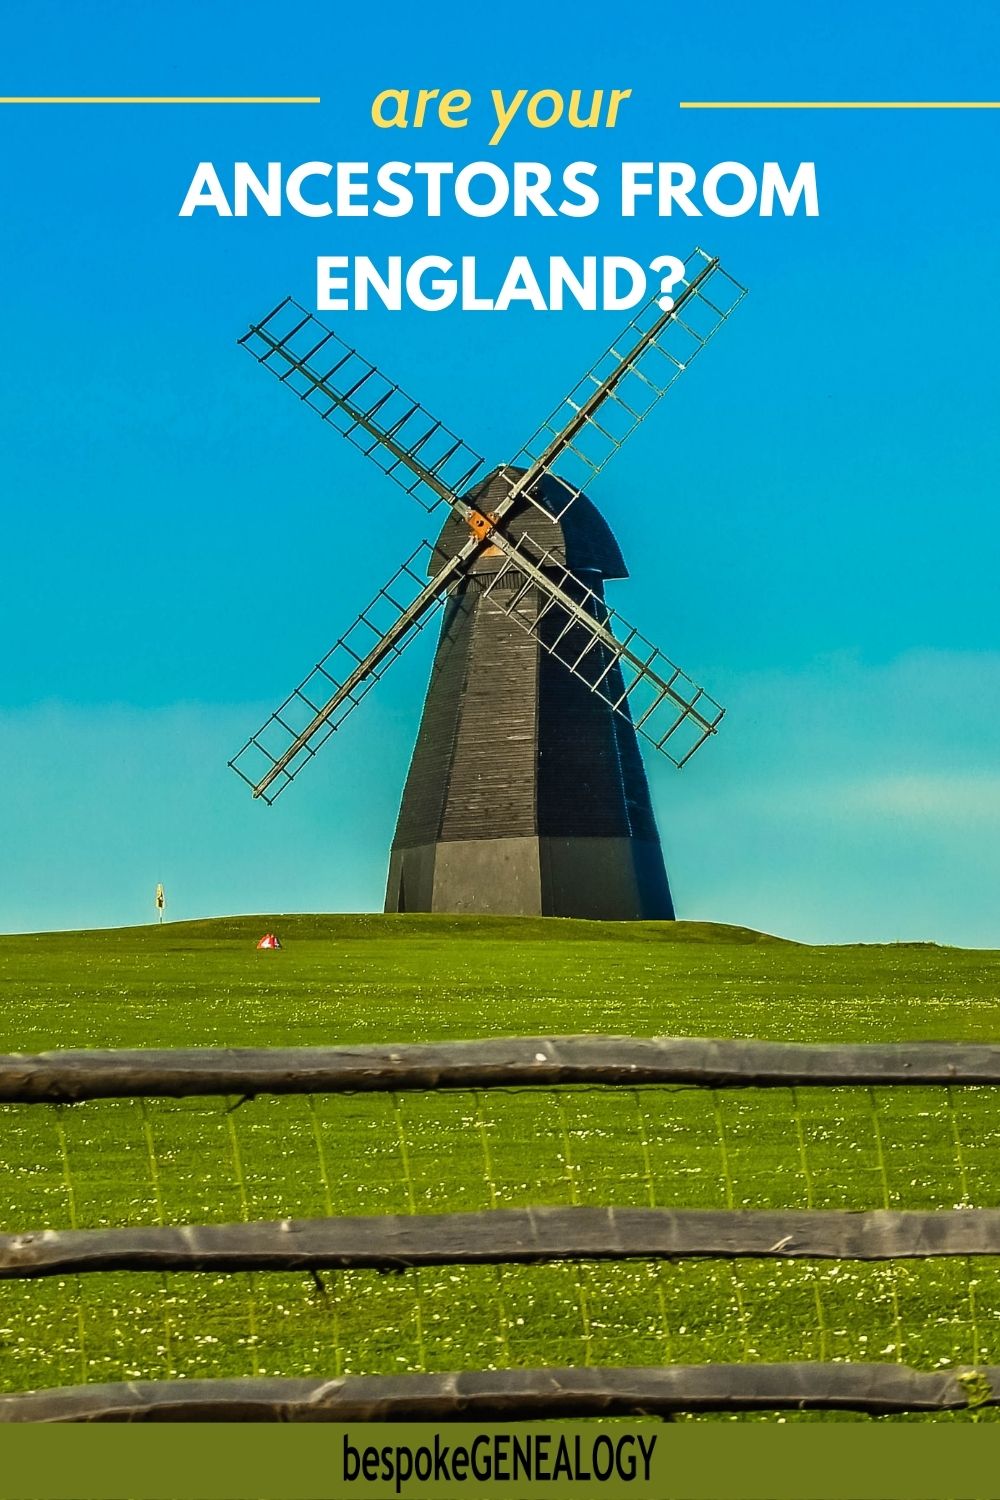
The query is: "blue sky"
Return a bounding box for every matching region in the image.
[0,0,997,944]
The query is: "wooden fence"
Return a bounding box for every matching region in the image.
[2,1034,999,1422]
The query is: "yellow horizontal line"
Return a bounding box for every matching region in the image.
[680,100,1000,108]
[0,96,320,105]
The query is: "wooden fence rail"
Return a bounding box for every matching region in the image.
[2,1035,1000,1102]
[4,1206,1000,1280]
[2,1363,998,1422]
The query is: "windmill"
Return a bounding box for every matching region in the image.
[230,247,746,919]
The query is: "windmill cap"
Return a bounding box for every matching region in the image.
[431,466,627,580]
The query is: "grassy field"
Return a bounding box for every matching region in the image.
[0,912,998,1419]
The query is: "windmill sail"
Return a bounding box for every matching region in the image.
[504,247,747,522]
[480,539,723,768]
[239,249,745,535]
[229,543,451,802]
[233,253,744,800]
[239,300,485,513]
[232,472,723,804]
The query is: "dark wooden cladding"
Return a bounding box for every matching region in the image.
[4,1206,1000,1280]
[2,1362,998,1422]
[2,1035,1000,1104]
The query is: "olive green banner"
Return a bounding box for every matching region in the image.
[1,1423,1000,1499]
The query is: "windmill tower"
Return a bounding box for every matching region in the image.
[386,469,672,919]
[230,249,746,920]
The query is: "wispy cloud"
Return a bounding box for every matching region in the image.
[1,648,997,945]
[838,772,1000,824]
[649,649,1000,946]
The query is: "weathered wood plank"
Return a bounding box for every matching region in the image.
[2,1363,997,1421]
[2,1035,1000,1103]
[4,1206,1000,1279]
